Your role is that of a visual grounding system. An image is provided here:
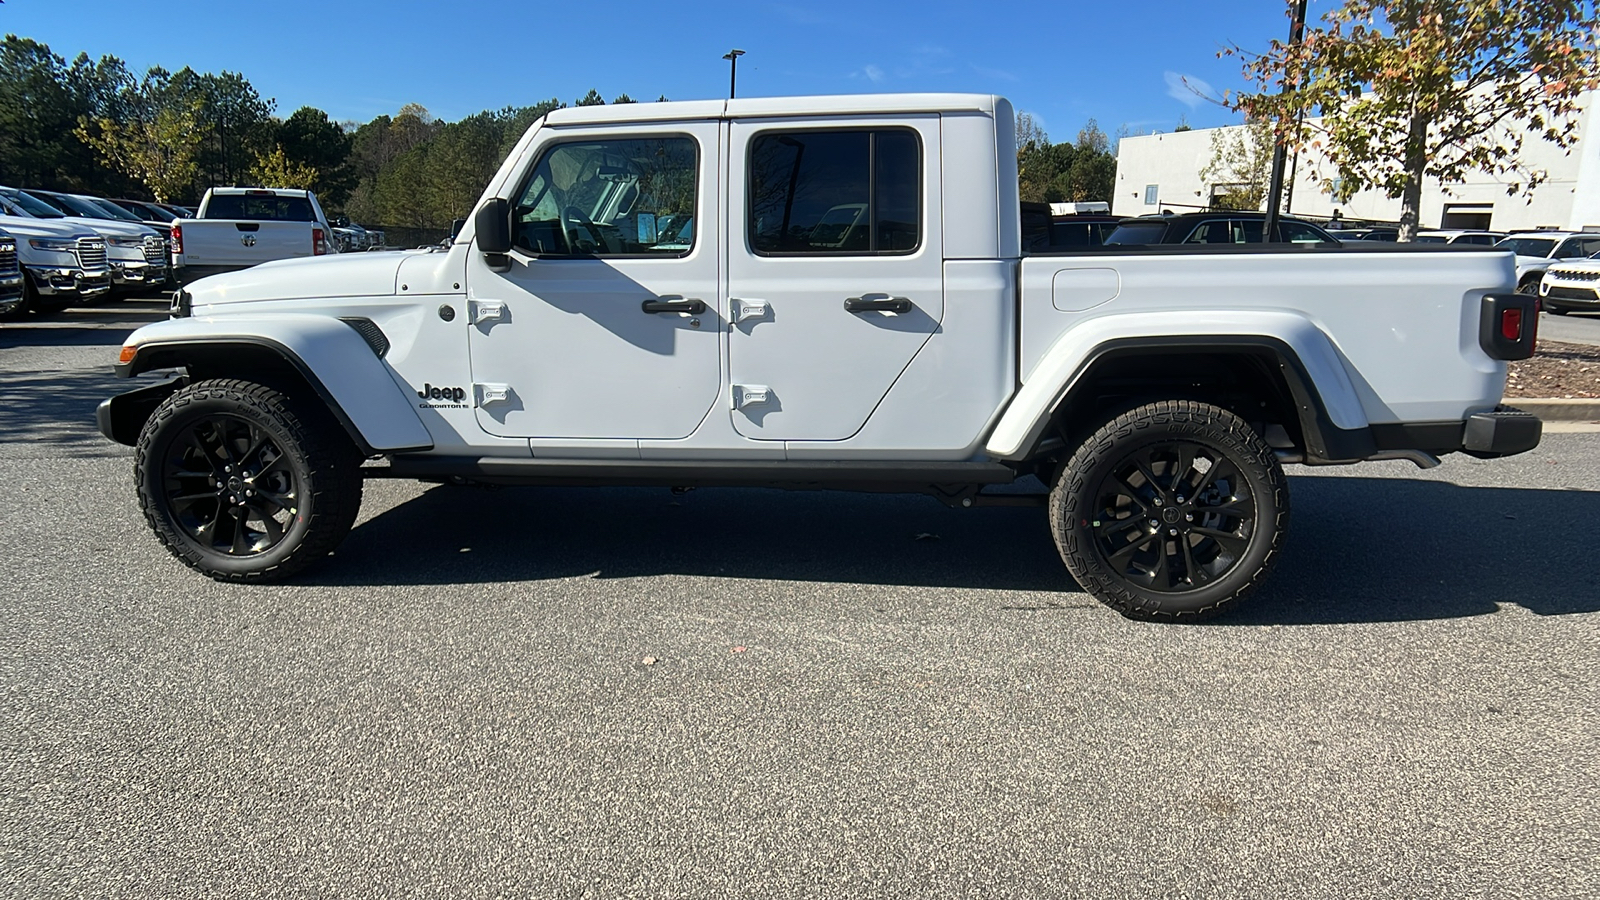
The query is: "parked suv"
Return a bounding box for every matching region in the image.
[1103,212,1338,245]
[1496,232,1600,294]
[1537,252,1600,315]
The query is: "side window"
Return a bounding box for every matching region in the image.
[747,129,920,255]
[1555,238,1585,259]
[1278,221,1328,244]
[1184,221,1233,244]
[1236,219,1267,242]
[1582,237,1600,257]
[511,136,698,257]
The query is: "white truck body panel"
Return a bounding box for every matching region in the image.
[135,94,1522,468]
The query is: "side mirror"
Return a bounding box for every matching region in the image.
[474,198,511,254]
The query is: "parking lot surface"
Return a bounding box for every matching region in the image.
[3,297,1597,899]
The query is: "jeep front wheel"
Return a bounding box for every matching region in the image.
[1049,400,1289,621]
[135,379,362,582]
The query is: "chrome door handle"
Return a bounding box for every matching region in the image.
[641,297,707,314]
[844,296,912,313]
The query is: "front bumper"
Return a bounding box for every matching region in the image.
[26,266,112,297]
[0,271,23,313]
[1540,281,1600,309]
[97,377,187,446]
[110,260,169,287]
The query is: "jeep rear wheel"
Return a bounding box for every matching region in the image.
[1049,400,1289,621]
[135,379,362,582]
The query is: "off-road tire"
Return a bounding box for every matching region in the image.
[1049,400,1289,621]
[135,378,363,582]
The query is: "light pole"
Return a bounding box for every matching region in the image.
[1262,0,1308,241]
[723,49,746,99]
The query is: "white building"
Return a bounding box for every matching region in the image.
[1113,90,1600,233]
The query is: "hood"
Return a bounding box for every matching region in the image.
[185,251,417,306]
[54,216,159,239]
[0,213,99,242]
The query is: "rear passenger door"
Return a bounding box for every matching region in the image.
[724,118,943,441]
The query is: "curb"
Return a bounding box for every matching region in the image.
[1509,398,1600,422]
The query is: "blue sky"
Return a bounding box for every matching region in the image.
[2,0,1308,141]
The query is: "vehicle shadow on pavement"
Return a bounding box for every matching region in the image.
[0,358,133,449]
[314,474,1600,624]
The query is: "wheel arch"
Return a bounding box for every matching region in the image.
[988,321,1376,464]
[111,317,433,455]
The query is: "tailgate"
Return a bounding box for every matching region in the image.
[178,221,319,267]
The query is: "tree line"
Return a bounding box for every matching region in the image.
[0,37,651,232]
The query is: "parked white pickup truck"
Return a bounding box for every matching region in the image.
[98,94,1541,620]
[171,187,336,285]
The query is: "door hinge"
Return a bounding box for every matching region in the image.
[475,383,511,406]
[471,300,506,325]
[730,297,769,324]
[732,384,771,409]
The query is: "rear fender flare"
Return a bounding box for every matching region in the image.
[115,314,434,454]
[986,310,1372,462]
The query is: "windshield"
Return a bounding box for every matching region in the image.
[1103,222,1168,244]
[37,192,111,218]
[1496,238,1557,257]
[1414,235,1449,243]
[87,198,146,222]
[0,188,65,218]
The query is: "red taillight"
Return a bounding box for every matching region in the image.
[170,223,182,255]
[312,227,325,256]
[1501,307,1523,341]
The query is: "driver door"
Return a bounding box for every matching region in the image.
[465,122,723,442]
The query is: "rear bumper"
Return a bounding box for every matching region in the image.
[1369,407,1542,459]
[172,264,250,287]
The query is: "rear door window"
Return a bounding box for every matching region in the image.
[746,129,921,255]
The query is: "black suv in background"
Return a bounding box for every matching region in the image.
[1104,212,1339,246]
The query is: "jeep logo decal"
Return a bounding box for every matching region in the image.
[416,383,469,409]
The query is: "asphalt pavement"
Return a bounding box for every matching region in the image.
[2,296,1597,899]
[1539,307,1600,346]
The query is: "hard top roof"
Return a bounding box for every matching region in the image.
[541,93,1003,127]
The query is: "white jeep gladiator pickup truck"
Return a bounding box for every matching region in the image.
[171,187,337,285]
[97,94,1541,620]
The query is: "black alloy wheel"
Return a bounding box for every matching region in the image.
[162,414,300,557]
[1087,441,1255,593]
[1050,400,1289,620]
[136,379,362,582]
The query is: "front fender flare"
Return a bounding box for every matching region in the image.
[985,311,1372,462]
[114,314,434,454]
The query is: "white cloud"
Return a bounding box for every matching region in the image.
[864,65,886,83]
[1165,71,1212,109]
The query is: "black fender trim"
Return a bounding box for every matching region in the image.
[1025,334,1376,463]
[114,337,433,457]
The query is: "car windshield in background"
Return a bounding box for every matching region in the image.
[1497,238,1556,257]
[1415,235,1449,243]
[0,188,65,218]
[87,198,145,222]
[206,194,316,222]
[1103,222,1167,244]
[40,193,112,218]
